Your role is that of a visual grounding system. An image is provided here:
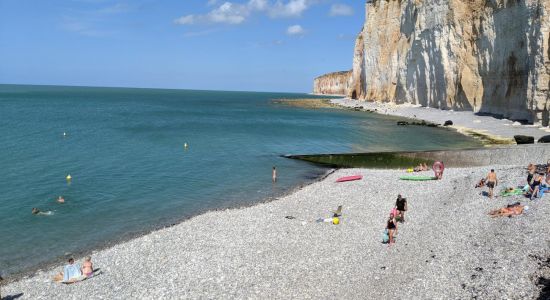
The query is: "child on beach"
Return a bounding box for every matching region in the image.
[386,213,397,245]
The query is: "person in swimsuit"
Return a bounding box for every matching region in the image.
[81,256,93,277]
[386,213,397,245]
[272,166,277,183]
[489,203,525,217]
[530,173,543,199]
[395,194,408,223]
[527,164,536,186]
[485,169,498,199]
[57,196,65,204]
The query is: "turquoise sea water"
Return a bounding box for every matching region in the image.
[0,85,482,275]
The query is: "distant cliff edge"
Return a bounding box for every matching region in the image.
[314,0,550,125]
[313,70,352,96]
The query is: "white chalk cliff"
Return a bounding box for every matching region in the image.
[318,0,550,124]
[313,71,351,95]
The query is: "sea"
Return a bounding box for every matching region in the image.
[0,84,482,275]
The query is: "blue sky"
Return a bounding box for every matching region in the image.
[0,0,364,92]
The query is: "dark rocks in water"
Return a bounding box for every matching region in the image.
[514,135,535,144]
[444,120,453,126]
[397,120,439,127]
[538,135,550,143]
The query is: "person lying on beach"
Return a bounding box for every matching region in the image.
[386,213,397,244]
[53,258,82,282]
[475,178,486,188]
[395,194,407,223]
[488,203,525,218]
[81,256,93,277]
[485,169,498,199]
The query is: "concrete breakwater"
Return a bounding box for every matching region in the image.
[285,144,550,168]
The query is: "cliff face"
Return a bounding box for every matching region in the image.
[320,0,550,124]
[313,71,352,96]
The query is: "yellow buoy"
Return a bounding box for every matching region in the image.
[66,174,72,181]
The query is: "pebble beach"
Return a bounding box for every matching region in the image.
[3,159,549,299]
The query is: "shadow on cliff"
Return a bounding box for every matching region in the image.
[394,1,451,109]
[476,0,537,123]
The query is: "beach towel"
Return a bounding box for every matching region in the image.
[500,188,524,197]
[61,270,102,284]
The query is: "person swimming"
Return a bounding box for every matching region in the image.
[57,196,65,204]
[32,208,53,216]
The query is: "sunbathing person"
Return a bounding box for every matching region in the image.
[488,203,525,218]
[54,258,82,282]
[475,178,486,188]
[81,256,93,277]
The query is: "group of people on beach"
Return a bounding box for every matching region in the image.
[53,256,94,283]
[385,194,408,245]
[478,162,550,200]
[476,161,550,218]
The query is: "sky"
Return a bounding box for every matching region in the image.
[0,0,365,93]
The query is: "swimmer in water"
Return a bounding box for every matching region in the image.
[57,196,65,204]
[32,208,53,216]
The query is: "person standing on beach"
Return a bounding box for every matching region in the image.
[485,169,498,199]
[386,213,397,245]
[272,166,277,183]
[395,194,408,222]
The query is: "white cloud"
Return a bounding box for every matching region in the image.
[329,4,353,16]
[209,2,248,24]
[174,15,196,25]
[269,0,309,18]
[207,0,219,5]
[286,24,305,36]
[174,0,314,26]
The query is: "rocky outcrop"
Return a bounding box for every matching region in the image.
[313,71,351,96]
[318,0,550,125]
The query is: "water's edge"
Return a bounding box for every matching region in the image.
[3,166,335,283]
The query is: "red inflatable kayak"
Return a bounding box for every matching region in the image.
[336,175,363,182]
